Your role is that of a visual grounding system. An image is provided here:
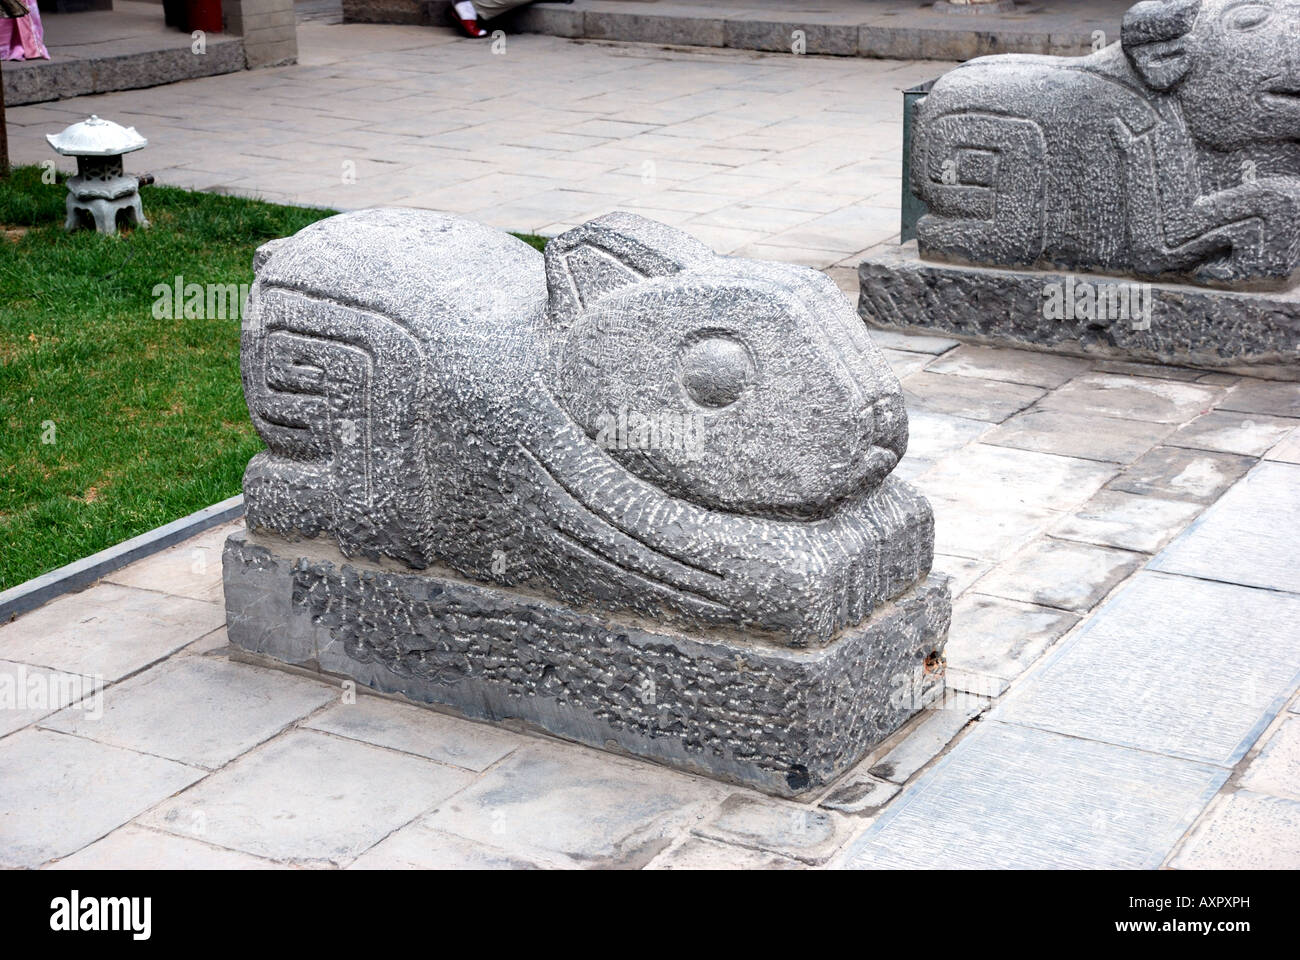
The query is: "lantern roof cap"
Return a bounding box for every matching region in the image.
[46,115,147,157]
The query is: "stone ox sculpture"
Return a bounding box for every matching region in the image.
[860,0,1300,370]
[914,0,1300,286]
[223,208,951,796]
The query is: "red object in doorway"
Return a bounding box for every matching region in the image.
[186,0,222,33]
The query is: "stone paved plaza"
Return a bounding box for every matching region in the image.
[3,17,1300,870]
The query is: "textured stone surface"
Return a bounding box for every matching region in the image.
[818,774,900,814]
[0,660,98,737]
[0,729,203,869]
[1169,792,1300,870]
[1267,427,1300,463]
[304,696,521,772]
[842,721,1228,869]
[1150,461,1300,593]
[227,208,949,794]
[944,594,1079,697]
[348,823,557,870]
[891,411,988,481]
[693,794,853,865]
[142,729,473,865]
[973,538,1144,613]
[867,701,985,784]
[646,836,800,870]
[1219,379,1300,418]
[1108,445,1256,503]
[0,582,223,682]
[1240,717,1300,801]
[1051,490,1203,553]
[993,572,1300,766]
[912,2,1300,289]
[41,657,335,770]
[983,409,1172,464]
[421,742,725,869]
[50,825,281,871]
[859,246,1300,370]
[924,345,1091,389]
[225,531,951,797]
[1168,411,1300,457]
[900,371,1045,422]
[1037,374,1224,424]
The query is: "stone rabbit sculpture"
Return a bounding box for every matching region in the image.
[239,208,936,649]
[911,0,1300,287]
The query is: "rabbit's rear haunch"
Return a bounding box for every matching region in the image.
[241,208,933,647]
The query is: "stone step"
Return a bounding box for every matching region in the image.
[344,0,1131,61]
[2,32,246,107]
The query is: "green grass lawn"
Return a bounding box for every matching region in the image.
[0,166,547,592]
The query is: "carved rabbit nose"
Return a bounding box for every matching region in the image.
[680,334,753,408]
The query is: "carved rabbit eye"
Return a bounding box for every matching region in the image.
[679,333,754,408]
[1223,2,1271,30]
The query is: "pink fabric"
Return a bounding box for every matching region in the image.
[1,0,50,62]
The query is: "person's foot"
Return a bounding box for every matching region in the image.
[452,1,487,37]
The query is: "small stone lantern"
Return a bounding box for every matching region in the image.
[46,115,150,234]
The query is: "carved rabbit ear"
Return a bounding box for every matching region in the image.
[545,213,713,328]
[1122,0,1200,91]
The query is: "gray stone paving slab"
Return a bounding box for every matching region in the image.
[879,349,931,381]
[973,538,1144,613]
[422,742,726,869]
[1266,427,1300,464]
[1037,374,1223,424]
[304,695,521,772]
[1108,445,1257,504]
[0,660,101,737]
[868,701,986,785]
[1167,411,1300,458]
[646,836,800,870]
[1169,792,1300,870]
[0,583,224,682]
[141,729,473,865]
[930,555,992,598]
[865,329,959,356]
[924,345,1091,389]
[1150,462,1300,595]
[982,410,1172,464]
[818,774,900,815]
[912,443,1116,560]
[841,721,1229,870]
[901,372,1045,423]
[1050,490,1204,554]
[348,823,558,870]
[0,729,204,869]
[1240,717,1300,802]
[49,824,281,870]
[943,594,1079,698]
[41,657,336,770]
[1219,380,1300,418]
[993,572,1300,767]
[103,521,240,604]
[1093,360,1205,382]
[693,794,852,865]
[893,411,990,482]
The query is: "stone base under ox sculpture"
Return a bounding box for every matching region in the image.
[223,529,952,798]
[858,243,1300,377]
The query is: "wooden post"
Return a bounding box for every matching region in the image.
[1,58,9,179]
[1,0,33,179]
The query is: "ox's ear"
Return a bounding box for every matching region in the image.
[544,213,713,329]
[1122,0,1200,91]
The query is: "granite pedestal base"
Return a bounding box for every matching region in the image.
[223,529,952,797]
[858,243,1300,377]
